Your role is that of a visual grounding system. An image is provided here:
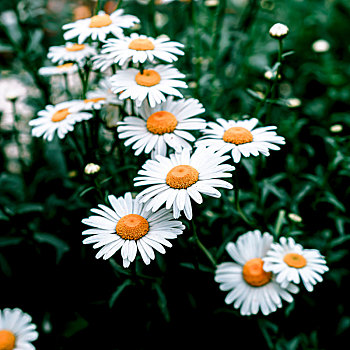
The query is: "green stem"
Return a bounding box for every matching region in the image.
[274,209,286,238]
[63,73,72,99]
[67,132,85,164]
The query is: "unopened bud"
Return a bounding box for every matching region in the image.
[269,23,289,39]
[84,163,101,175]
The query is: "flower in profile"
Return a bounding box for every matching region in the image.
[215,230,299,316]
[84,163,101,175]
[29,101,92,141]
[196,117,285,163]
[269,23,289,39]
[82,192,184,267]
[0,308,38,350]
[63,10,140,44]
[101,33,184,66]
[117,96,206,157]
[38,63,78,76]
[134,148,234,220]
[47,42,97,66]
[330,124,342,133]
[263,237,329,292]
[109,64,188,108]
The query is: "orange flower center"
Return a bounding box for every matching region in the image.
[242,258,272,287]
[283,253,307,268]
[89,14,112,28]
[66,44,86,52]
[84,97,106,103]
[135,69,161,87]
[57,63,74,70]
[51,108,70,122]
[128,38,155,51]
[0,330,16,350]
[223,127,253,145]
[116,214,149,240]
[166,165,199,189]
[146,111,178,135]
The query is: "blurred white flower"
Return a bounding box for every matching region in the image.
[84,163,101,175]
[269,23,289,39]
[312,39,330,53]
[330,124,342,133]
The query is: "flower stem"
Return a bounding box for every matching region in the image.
[67,131,85,164]
[63,73,72,99]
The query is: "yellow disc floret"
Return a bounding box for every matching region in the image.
[66,44,86,52]
[116,214,149,240]
[135,70,161,87]
[242,258,272,287]
[283,253,307,268]
[89,14,112,28]
[166,165,199,189]
[223,127,253,145]
[84,97,106,103]
[57,63,74,70]
[128,38,155,51]
[146,111,178,135]
[51,108,70,122]
[0,330,16,350]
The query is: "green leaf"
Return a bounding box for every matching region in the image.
[109,279,133,308]
[63,314,88,338]
[79,186,95,197]
[0,237,23,247]
[153,282,170,322]
[33,233,69,263]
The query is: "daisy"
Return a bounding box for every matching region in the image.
[214,230,299,316]
[47,42,97,66]
[0,308,38,350]
[38,62,78,76]
[196,117,285,163]
[62,10,140,44]
[134,148,234,220]
[109,64,188,108]
[29,101,93,141]
[101,33,184,66]
[82,192,185,268]
[92,53,116,72]
[117,96,206,157]
[263,237,329,292]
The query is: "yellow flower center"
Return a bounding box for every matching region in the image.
[57,63,74,70]
[0,330,16,350]
[222,127,253,145]
[116,214,149,240]
[84,97,106,103]
[51,108,70,122]
[66,44,86,52]
[89,14,112,28]
[128,38,155,51]
[146,111,178,135]
[166,165,199,189]
[242,258,272,287]
[283,253,307,268]
[135,69,161,87]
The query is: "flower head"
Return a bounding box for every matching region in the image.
[84,163,101,175]
[38,63,78,76]
[269,23,289,39]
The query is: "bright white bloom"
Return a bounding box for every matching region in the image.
[263,237,329,292]
[110,64,188,108]
[330,124,342,133]
[196,117,285,163]
[29,101,92,141]
[0,308,38,350]
[215,230,299,316]
[117,96,206,157]
[92,54,116,72]
[134,148,234,220]
[82,192,185,268]
[63,10,140,44]
[38,62,78,76]
[101,33,184,66]
[312,39,330,53]
[84,163,101,175]
[47,42,97,66]
[269,23,289,38]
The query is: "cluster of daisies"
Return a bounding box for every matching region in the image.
[26,7,329,319]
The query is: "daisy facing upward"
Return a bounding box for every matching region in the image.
[117,96,206,157]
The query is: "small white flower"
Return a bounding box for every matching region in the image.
[117,96,206,157]
[38,62,78,76]
[196,117,285,163]
[84,163,101,174]
[330,124,342,133]
[263,237,329,292]
[63,10,140,44]
[215,230,299,316]
[29,101,92,141]
[82,192,185,267]
[0,308,38,350]
[312,39,330,53]
[110,64,188,108]
[269,23,289,39]
[47,42,97,66]
[134,148,234,220]
[101,33,184,66]
[288,213,302,223]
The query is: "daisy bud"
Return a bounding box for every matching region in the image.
[330,124,342,133]
[84,163,101,175]
[269,23,289,39]
[288,213,302,223]
[205,0,219,7]
[285,98,301,108]
[312,39,330,53]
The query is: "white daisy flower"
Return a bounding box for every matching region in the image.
[269,23,289,39]
[117,96,206,157]
[47,42,97,66]
[63,10,140,44]
[92,53,116,72]
[134,148,234,220]
[195,117,285,163]
[263,237,329,292]
[109,64,188,108]
[214,230,299,316]
[0,308,38,350]
[29,101,93,141]
[38,62,78,76]
[82,192,185,268]
[101,33,184,66]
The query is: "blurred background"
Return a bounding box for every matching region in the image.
[0,0,349,349]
